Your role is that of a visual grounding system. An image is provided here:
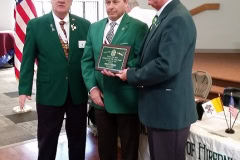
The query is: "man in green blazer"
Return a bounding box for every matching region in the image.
[18,0,90,159]
[81,0,148,159]
[117,0,198,159]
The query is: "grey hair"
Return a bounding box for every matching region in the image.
[128,0,139,9]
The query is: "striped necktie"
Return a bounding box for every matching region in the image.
[105,21,117,44]
[59,21,69,59]
[150,15,158,30]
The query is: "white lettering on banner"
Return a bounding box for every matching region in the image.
[185,131,237,160]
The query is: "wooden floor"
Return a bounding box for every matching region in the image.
[0,130,100,160]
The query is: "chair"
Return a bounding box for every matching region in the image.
[192,71,212,120]
[192,70,212,100]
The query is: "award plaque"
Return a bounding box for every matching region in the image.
[96,44,131,73]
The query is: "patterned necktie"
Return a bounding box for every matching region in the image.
[59,21,69,59]
[105,21,117,44]
[150,15,158,30]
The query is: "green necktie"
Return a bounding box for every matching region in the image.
[150,15,158,30]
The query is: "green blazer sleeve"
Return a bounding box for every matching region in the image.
[19,20,36,96]
[128,14,196,87]
[81,25,98,91]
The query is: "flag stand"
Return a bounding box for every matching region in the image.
[202,93,238,134]
[218,93,231,133]
[224,92,237,134]
[225,128,235,134]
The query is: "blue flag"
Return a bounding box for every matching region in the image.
[229,95,234,107]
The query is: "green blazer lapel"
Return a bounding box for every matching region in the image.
[96,19,108,51]
[141,0,180,62]
[111,13,129,44]
[46,12,67,61]
[143,15,163,51]
[140,14,165,63]
[68,14,78,61]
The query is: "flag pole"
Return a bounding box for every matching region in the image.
[221,92,235,134]
[229,92,232,128]
[231,110,240,129]
[218,93,230,129]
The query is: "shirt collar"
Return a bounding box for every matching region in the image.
[107,13,125,25]
[156,0,172,17]
[52,11,70,25]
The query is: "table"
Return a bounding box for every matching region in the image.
[186,111,240,160]
[0,30,15,67]
[138,110,240,160]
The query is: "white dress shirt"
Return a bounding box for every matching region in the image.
[156,0,172,17]
[52,11,70,44]
[102,13,124,43]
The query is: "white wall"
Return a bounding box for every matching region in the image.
[0,0,15,30]
[1,0,240,50]
[138,0,240,50]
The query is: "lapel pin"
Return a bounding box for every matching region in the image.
[50,24,55,32]
[71,24,77,31]
[122,26,128,31]
[122,25,128,31]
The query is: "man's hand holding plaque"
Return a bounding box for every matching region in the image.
[96,44,131,73]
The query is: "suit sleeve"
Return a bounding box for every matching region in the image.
[127,16,196,86]
[18,20,37,95]
[81,25,98,91]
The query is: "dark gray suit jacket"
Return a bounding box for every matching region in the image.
[127,0,198,130]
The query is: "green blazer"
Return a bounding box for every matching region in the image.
[127,0,198,129]
[19,12,91,106]
[81,14,148,113]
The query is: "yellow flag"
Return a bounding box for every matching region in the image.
[202,97,223,116]
[211,97,223,113]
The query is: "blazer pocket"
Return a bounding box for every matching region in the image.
[119,42,129,45]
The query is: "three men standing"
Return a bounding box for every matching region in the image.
[19,0,198,159]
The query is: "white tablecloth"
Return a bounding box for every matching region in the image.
[138,111,240,160]
[186,112,240,160]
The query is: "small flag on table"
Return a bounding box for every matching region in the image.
[229,93,239,118]
[202,97,223,116]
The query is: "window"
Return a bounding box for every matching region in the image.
[34,0,104,23]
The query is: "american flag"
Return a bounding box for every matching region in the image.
[14,0,37,80]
